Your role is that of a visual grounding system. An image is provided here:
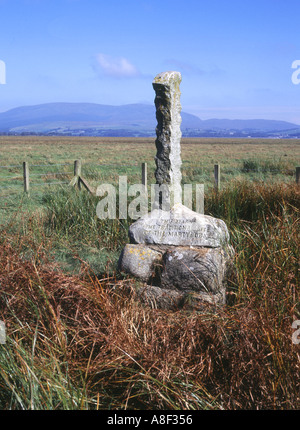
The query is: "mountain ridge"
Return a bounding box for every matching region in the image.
[0,102,299,137]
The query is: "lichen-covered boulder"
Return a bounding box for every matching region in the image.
[160,245,235,305]
[118,244,162,282]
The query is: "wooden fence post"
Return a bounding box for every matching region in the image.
[296,167,300,184]
[23,161,29,194]
[214,164,220,191]
[142,162,147,189]
[74,159,82,190]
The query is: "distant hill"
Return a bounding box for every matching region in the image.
[0,102,299,137]
[199,118,300,132]
[0,103,203,132]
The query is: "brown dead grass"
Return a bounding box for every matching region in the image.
[0,228,299,409]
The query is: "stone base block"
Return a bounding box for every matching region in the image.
[118,243,235,310]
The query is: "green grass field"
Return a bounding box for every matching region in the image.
[0,136,299,410]
[1,136,299,273]
[0,136,299,186]
[0,136,299,219]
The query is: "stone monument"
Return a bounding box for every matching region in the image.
[152,71,182,208]
[118,71,235,311]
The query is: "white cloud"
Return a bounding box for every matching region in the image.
[95,53,139,78]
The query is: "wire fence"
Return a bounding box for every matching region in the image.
[0,162,73,193]
[0,160,299,199]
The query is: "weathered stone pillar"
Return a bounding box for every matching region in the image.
[118,71,236,311]
[152,71,182,208]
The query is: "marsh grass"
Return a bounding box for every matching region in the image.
[241,159,292,174]
[0,137,299,409]
[205,180,299,226]
[0,179,299,409]
[1,137,299,228]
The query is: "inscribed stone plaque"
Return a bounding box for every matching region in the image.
[129,204,229,247]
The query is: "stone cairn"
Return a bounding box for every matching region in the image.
[118,71,235,311]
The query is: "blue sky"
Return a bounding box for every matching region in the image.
[0,0,300,123]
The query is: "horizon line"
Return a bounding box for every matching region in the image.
[0,101,299,126]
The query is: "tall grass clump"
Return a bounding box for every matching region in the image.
[205,180,299,227]
[42,187,129,248]
[241,159,292,175]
